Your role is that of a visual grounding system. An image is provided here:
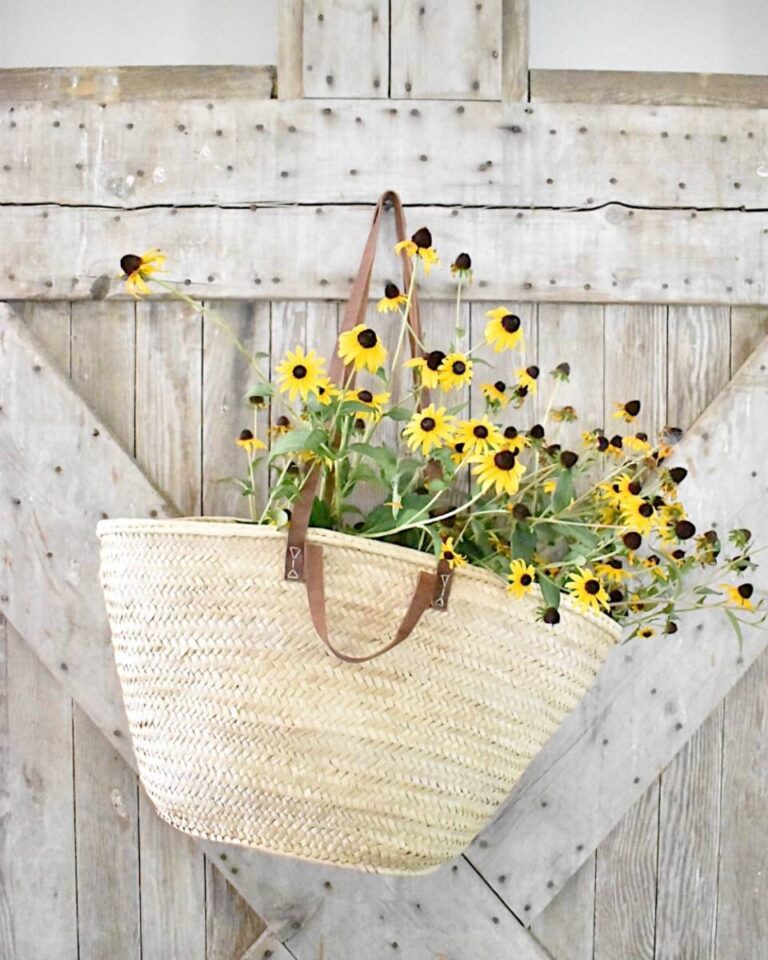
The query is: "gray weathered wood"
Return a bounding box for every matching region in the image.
[716,651,768,956]
[205,860,266,960]
[6,626,78,960]
[391,0,502,100]
[530,857,595,960]
[502,0,529,103]
[0,615,12,958]
[0,302,564,959]
[3,204,767,306]
[1,98,765,209]
[0,65,275,103]
[466,332,768,923]
[277,0,304,99]
[531,69,768,109]
[303,0,388,98]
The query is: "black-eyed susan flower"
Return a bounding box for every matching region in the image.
[120,249,166,297]
[395,227,439,275]
[695,529,720,565]
[345,388,390,422]
[338,323,388,373]
[721,583,755,611]
[406,349,447,390]
[480,380,509,408]
[624,433,652,455]
[270,415,292,437]
[613,399,641,422]
[515,365,540,394]
[377,281,408,313]
[552,405,578,423]
[276,347,327,403]
[508,558,536,599]
[595,558,630,584]
[485,307,524,352]
[450,252,473,282]
[438,352,473,391]
[313,377,340,406]
[622,496,658,535]
[472,447,526,497]
[566,568,609,615]
[503,425,530,454]
[402,404,454,456]
[450,440,468,465]
[440,537,467,569]
[643,554,668,581]
[540,606,561,625]
[454,417,503,455]
[560,450,579,469]
[236,429,266,454]
[552,362,571,382]
[637,626,657,639]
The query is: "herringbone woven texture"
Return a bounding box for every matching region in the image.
[98,518,620,874]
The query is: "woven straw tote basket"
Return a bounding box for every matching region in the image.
[98,193,621,875]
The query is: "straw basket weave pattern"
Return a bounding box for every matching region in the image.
[98,518,620,874]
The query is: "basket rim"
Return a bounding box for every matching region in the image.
[97,516,623,641]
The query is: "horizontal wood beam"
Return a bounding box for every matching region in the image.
[467,335,768,922]
[1,98,766,209]
[531,69,768,109]
[0,65,275,103]
[1,203,766,305]
[0,304,551,960]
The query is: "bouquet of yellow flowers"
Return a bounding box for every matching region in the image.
[119,231,763,647]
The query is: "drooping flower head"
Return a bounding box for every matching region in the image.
[377,281,408,313]
[406,349,447,390]
[450,252,473,282]
[613,399,642,423]
[480,380,509,408]
[119,249,166,297]
[236,429,266,454]
[395,227,439,275]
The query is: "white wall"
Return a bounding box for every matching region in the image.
[0,0,277,67]
[1,0,767,75]
[531,0,768,74]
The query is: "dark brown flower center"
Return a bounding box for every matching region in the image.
[638,502,654,518]
[504,426,518,439]
[473,425,489,439]
[454,252,471,270]
[494,380,506,393]
[585,579,600,595]
[357,328,377,349]
[292,364,307,379]
[738,583,754,599]
[494,450,516,471]
[426,350,446,371]
[358,389,373,403]
[238,429,253,441]
[452,360,466,375]
[420,417,436,432]
[520,573,532,586]
[609,558,623,569]
[276,416,290,427]
[454,441,465,453]
[384,281,400,299]
[623,532,642,550]
[443,551,454,561]
[624,399,641,416]
[501,314,521,333]
[120,253,143,276]
[412,226,432,249]
[526,365,540,379]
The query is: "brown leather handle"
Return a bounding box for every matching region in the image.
[285,190,427,584]
[301,544,452,663]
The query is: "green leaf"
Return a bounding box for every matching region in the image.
[245,380,274,398]
[538,572,561,610]
[385,406,413,422]
[309,498,334,529]
[445,401,469,416]
[268,428,326,461]
[724,608,745,655]
[552,471,576,512]
[349,443,398,476]
[511,523,536,562]
[252,351,271,361]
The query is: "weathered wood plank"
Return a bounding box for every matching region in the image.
[303,0,388,98]
[6,626,78,960]
[0,614,12,958]
[1,98,765,209]
[466,333,768,923]
[531,69,768,109]
[651,306,730,960]
[74,708,142,959]
[502,0,529,103]
[594,785,659,960]
[0,65,275,103]
[206,862,266,960]
[0,302,560,959]
[70,298,143,960]
[716,651,768,956]
[277,0,304,99]
[731,307,768,368]
[3,204,767,306]
[391,0,502,100]
[530,857,595,960]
